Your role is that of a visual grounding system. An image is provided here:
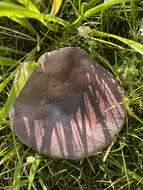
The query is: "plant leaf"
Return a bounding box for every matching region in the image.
[0,61,38,122]
[16,0,40,13]
[0,69,18,95]
[0,45,26,55]
[0,2,45,23]
[0,57,19,66]
[0,144,21,166]
[44,14,69,28]
[28,155,41,190]
[12,157,24,190]
[50,0,63,16]
[10,17,38,36]
[0,1,68,27]
[73,0,132,25]
[93,30,143,55]
[90,37,125,49]
[84,0,132,18]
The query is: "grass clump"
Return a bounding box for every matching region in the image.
[0,0,143,189]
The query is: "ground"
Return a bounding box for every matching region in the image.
[0,0,143,189]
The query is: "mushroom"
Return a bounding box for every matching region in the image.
[9,47,125,159]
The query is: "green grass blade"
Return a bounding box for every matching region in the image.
[0,1,68,27]
[28,155,41,190]
[109,157,143,185]
[124,99,143,124]
[50,0,63,16]
[84,0,131,18]
[0,61,38,122]
[0,2,44,22]
[14,1,40,37]
[44,14,69,28]
[90,37,125,49]
[120,142,130,186]
[0,45,26,55]
[94,52,119,80]
[127,170,143,185]
[12,157,24,190]
[38,177,47,190]
[0,70,17,95]
[0,2,68,27]
[17,0,40,13]
[73,0,132,25]
[0,145,12,157]
[93,30,143,55]
[0,25,37,42]
[0,57,19,66]
[0,144,21,166]
[10,17,38,36]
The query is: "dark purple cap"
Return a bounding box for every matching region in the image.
[9,47,125,159]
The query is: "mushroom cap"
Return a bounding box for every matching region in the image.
[9,47,125,159]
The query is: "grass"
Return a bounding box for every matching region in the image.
[0,0,143,189]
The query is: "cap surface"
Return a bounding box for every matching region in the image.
[9,47,125,159]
